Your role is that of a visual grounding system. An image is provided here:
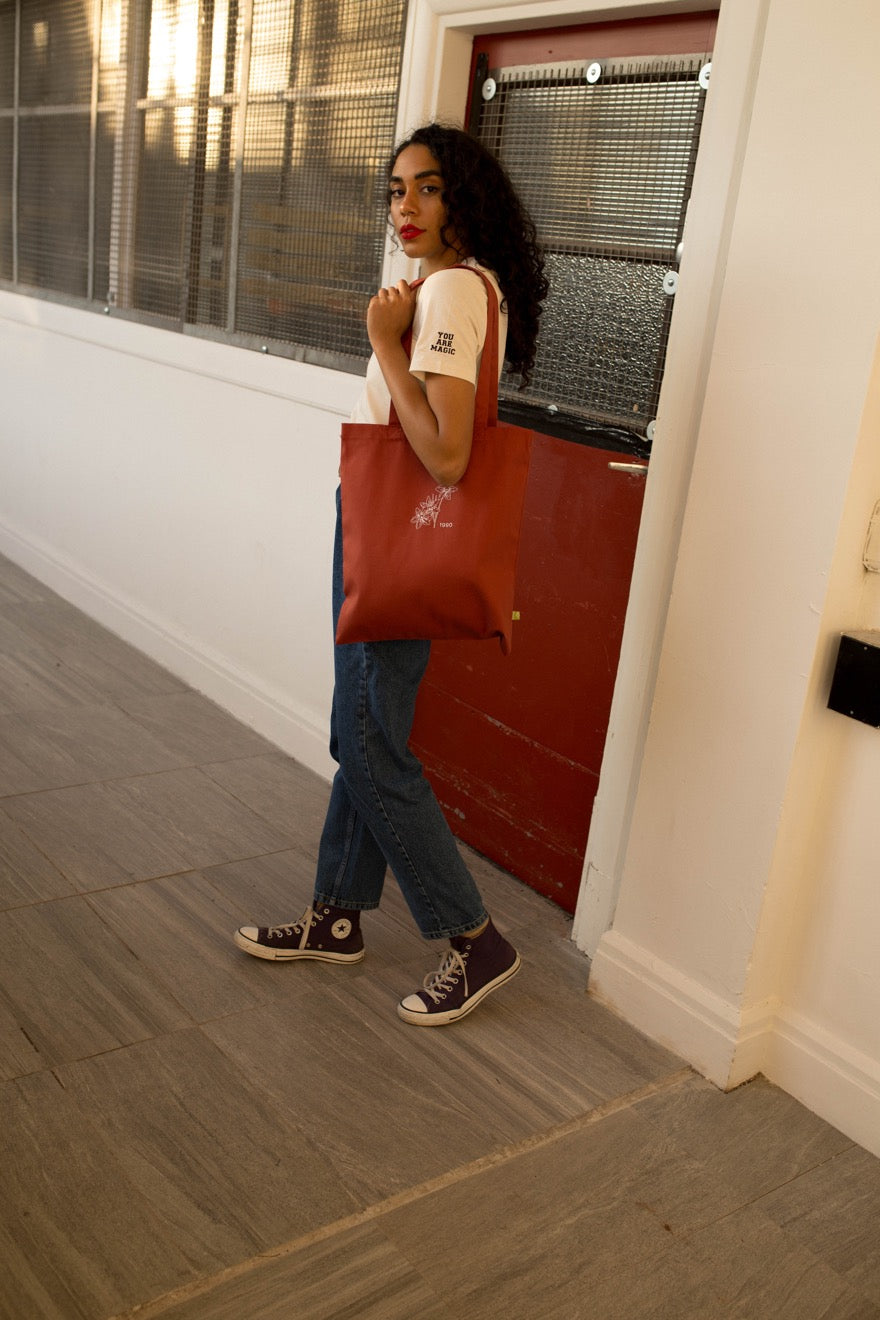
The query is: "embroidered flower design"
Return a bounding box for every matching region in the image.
[412,486,458,528]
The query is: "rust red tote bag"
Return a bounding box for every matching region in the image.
[335,268,532,655]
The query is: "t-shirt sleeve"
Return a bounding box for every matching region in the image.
[408,268,488,387]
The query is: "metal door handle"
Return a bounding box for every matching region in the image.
[608,462,648,475]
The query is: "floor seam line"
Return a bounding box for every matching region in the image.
[111,1065,694,1319]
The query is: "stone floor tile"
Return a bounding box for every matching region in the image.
[380,1103,696,1318]
[0,994,44,1082]
[0,1068,210,1319]
[0,895,192,1068]
[203,987,516,1204]
[2,768,296,889]
[0,703,191,796]
[755,1143,880,1306]
[0,809,76,909]
[201,754,331,842]
[85,872,274,1022]
[201,848,318,916]
[138,1224,447,1320]
[120,692,276,765]
[0,646,107,718]
[679,1203,880,1320]
[56,1030,358,1253]
[633,1074,855,1228]
[0,1031,357,1317]
[0,1217,82,1320]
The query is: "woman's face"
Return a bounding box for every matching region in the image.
[388,144,461,275]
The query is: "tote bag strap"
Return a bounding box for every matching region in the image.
[390,265,501,431]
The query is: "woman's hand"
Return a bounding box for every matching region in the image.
[367,280,417,351]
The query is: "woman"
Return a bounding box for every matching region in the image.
[235,124,547,1026]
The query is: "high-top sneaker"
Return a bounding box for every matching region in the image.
[234,905,364,963]
[397,919,520,1025]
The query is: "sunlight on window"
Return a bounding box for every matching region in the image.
[145,0,197,158]
[147,0,197,100]
[208,0,235,98]
[100,0,122,71]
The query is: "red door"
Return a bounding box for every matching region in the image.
[410,14,717,912]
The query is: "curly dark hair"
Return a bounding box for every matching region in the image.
[387,123,548,386]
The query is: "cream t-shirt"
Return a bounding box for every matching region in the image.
[350,259,507,425]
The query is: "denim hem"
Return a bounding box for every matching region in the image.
[416,909,489,941]
[312,894,381,913]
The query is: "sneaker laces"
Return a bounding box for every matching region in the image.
[267,907,321,941]
[421,948,468,1004]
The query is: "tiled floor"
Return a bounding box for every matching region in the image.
[1,552,879,1320]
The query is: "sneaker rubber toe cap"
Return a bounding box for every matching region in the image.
[399,993,428,1014]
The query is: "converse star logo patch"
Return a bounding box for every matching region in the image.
[332,918,353,939]
[430,330,455,355]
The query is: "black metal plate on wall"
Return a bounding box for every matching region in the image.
[827,632,880,728]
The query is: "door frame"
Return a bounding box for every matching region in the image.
[387,0,770,954]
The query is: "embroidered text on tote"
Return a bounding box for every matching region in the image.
[430,331,455,355]
[412,486,458,529]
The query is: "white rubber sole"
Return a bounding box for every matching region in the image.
[397,953,521,1026]
[233,929,365,963]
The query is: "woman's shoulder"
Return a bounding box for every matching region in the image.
[421,260,498,297]
[417,262,500,325]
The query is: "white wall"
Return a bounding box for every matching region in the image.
[750,340,880,1147]
[589,0,880,1157]
[0,296,355,779]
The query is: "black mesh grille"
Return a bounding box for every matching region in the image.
[474,54,711,442]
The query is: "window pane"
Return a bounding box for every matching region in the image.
[19,0,94,106]
[0,0,15,109]
[131,103,191,317]
[18,115,91,295]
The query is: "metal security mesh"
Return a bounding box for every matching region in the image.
[8,0,100,297]
[0,4,16,108]
[474,54,710,444]
[234,0,403,358]
[0,0,407,367]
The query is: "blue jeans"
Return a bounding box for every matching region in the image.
[313,489,487,939]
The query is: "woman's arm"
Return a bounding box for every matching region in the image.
[367,280,476,487]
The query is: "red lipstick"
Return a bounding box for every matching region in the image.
[400,225,425,241]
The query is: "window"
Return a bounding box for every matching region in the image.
[471,51,711,449]
[0,0,408,369]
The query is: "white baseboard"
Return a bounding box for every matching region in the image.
[588,929,746,1087]
[764,1008,880,1160]
[589,929,880,1157]
[0,520,335,783]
